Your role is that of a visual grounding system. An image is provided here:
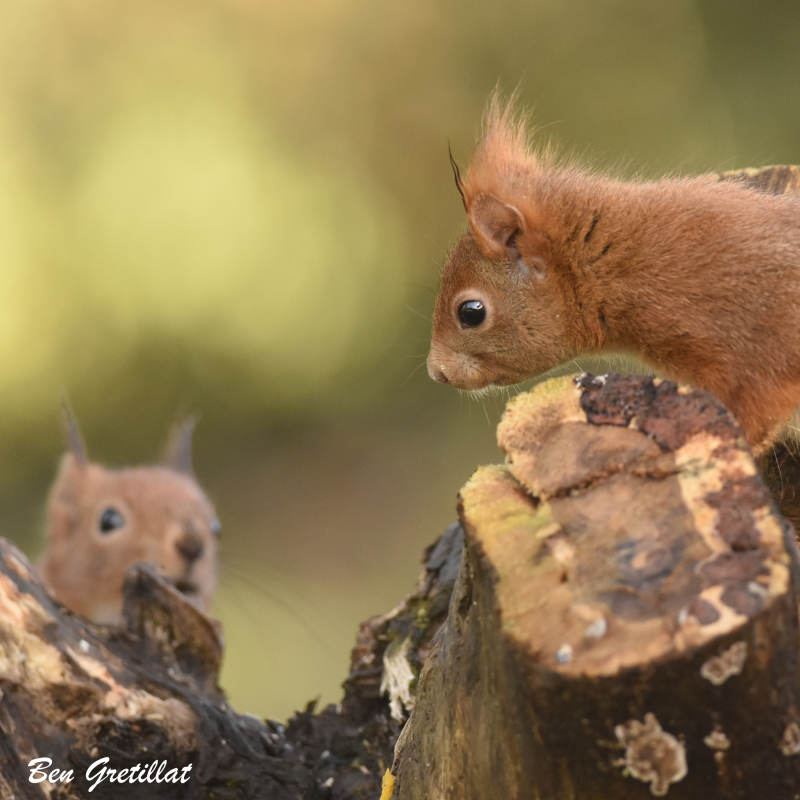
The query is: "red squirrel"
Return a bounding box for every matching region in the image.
[38,409,219,625]
[428,96,800,454]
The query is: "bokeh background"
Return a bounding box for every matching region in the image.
[1,0,798,720]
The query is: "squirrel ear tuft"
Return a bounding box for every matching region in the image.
[61,401,88,467]
[468,193,526,262]
[164,417,197,476]
[461,92,549,278]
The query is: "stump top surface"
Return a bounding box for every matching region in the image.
[459,374,794,676]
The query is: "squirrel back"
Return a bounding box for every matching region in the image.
[428,96,800,453]
[38,410,219,625]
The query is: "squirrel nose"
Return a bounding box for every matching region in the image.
[427,360,450,384]
[176,529,204,563]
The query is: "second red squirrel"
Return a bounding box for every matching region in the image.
[428,97,800,453]
[39,410,219,625]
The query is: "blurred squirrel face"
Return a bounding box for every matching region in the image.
[427,231,571,391]
[41,458,219,625]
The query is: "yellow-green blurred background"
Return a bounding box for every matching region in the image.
[2,0,799,720]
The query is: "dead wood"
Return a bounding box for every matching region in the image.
[0,543,423,800]
[393,373,800,799]
[0,515,464,799]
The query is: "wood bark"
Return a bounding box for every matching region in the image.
[0,547,415,799]
[393,373,800,798]
[0,513,464,798]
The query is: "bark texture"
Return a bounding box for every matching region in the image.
[394,373,800,799]
[0,518,465,799]
[0,544,427,800]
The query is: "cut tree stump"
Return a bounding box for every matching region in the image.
[393,373,800,799]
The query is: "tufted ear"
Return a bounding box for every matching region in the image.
[62,401,88,467]
[468,192,547,280]
[163,417,197,476]
[46,453,84,542]
[460,92,551,280]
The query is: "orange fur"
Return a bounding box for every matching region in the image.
[430,97,800,453]
[38,415,219,625]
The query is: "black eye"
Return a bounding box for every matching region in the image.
[210,518,221,536]
[458,300,486,328]
[99,507,125,534]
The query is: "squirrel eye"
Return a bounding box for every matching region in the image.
[98,507,125,534]
[458,300,486,328]
[210,518,221,536]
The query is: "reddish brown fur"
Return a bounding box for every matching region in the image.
[429,97,800,453]
[39,419,219,624]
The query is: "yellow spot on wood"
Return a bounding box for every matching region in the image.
[379,769,396,800]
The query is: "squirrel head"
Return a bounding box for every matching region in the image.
[39,410,219,625]
[428,96,578,391]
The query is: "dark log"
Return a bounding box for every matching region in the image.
[0,551,320,799]
[393,373,800,798]
[0,513,464,799]
[0,544,420,799]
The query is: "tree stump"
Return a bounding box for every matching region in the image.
[393,373,800,798]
